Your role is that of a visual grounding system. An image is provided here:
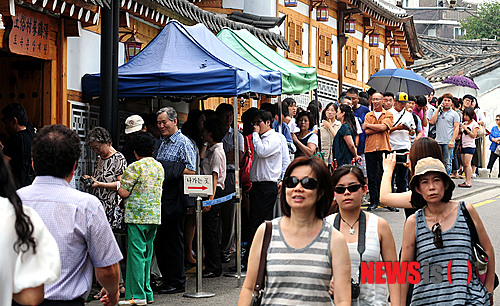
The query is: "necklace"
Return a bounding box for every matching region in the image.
[340,215,360,235]
[426,202,450,224]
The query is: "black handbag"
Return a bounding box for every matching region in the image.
[250,221,272,306]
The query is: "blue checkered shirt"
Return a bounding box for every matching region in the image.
[17,176,123,301]
[156,130,197,171]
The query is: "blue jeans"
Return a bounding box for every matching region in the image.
[439,144,453,175]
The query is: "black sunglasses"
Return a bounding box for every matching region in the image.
[432,223,444,248]
[283,176,318,190]
[333,184,363,194]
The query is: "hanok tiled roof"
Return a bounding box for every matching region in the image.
[410,35,500,82]
[348,0,410,26]
[140,0,289,50]
[227,11,287,29]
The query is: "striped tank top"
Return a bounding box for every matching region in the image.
[411,203,489,305]
[261,217,333,305]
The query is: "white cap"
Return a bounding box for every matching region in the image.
[125,115,144,134]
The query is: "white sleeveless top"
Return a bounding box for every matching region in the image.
[325,212,388,306]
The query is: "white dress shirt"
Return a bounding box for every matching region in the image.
[250,129,283,182]
[278,133,291,179]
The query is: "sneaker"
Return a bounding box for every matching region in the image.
[472,173,478,178]
[118,299,147,306]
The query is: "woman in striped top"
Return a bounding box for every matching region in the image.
[401,157,494,305]
[238,156,351,305]
[326,165,399,305]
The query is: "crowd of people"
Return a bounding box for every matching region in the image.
[0,87,498,306]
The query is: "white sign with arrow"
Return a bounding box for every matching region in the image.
[183,175,213,197]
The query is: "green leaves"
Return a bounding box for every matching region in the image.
[460,1,500,40]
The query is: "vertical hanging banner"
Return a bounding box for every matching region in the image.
[7,6,57,60]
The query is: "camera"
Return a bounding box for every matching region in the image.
[81,176,95,188]
[351,279,360,299]
[402,121,413,130]
[396,152,409,165]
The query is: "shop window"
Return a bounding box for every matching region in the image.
[287,17,303,62]
[369,51,381,77]
[318,31,332,71]
[344,44,357,79]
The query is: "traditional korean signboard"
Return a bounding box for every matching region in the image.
[7,6,57,60]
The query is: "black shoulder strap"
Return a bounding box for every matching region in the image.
[392,112,405,127]
[333,212,366,282]
[460,201,480,244]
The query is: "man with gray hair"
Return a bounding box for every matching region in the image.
[154,106,197,294]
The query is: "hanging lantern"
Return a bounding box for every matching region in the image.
[316,1,329,22]
[345,15,356,33]
[369,30,379,47]
[284,0,298,7]
[125,33,143,60]
[390,41,400,57]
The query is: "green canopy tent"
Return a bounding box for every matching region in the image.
[217,28,317,94]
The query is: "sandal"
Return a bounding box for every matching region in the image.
[458,182,472,188]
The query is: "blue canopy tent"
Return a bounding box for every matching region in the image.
[82,20,281,97]
[82,20,282,286]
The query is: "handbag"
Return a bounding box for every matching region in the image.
[476,125,487,138]
[250,221,272,306]
[240,134,254,193]
[460,202,499,289]
[494,144,500,157]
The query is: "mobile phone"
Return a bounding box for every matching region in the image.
[395,152,409,165]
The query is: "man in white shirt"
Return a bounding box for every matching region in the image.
[244,110,282,268]
[388,92,414,195]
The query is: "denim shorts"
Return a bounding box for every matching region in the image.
[462,147,476,155]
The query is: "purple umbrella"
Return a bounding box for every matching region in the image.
[442,75,479,89]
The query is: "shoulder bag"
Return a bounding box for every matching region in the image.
[250,221,273,306]
[460,202,499,289]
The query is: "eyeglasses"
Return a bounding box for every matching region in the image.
[372,98,382,101]
[251,120,262,126]
[496,118,500,121]
[432,223,444,248]
[333,184,363,194]
[283,176,318,190]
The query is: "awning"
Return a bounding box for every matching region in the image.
[82,20,282,98]
[217,28,317,95]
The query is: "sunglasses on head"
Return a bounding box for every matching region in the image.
[432,223,444,248]
[333,184,363,194]
[283,176,318,190]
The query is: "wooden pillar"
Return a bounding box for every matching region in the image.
[44,60,57,125]
[57,18,69,126]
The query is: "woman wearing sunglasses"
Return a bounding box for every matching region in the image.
[400,157,494,305]
[326,165,399,305]
[239,156,351,305]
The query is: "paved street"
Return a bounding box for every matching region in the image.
[87,177,500,306]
